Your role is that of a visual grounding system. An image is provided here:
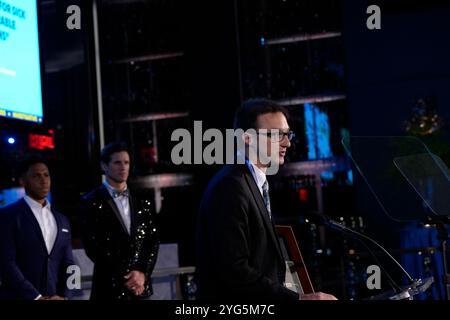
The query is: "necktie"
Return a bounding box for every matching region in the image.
[112,189,129,198]
[262,180,272,220]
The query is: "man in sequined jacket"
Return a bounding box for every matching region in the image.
[80,142,159,300]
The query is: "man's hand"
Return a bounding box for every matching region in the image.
[124,270,146,296]
[47,295,66,300]
[37,296,49,300]
[299,292,338,300]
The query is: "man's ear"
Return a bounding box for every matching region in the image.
[100,162,107,174]
[18,176,25,187]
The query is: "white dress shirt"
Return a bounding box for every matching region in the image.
[24,195,57,254]
[245,160,293,291]
[103,181,131,234]
[246,159,268,197]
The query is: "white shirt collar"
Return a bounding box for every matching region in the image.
[24,195,51,211]
[103,180,127,196]
[246,159,267,190]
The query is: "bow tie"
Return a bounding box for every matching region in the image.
[111,189,129,198]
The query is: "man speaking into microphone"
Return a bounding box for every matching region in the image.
[196,98,337,300]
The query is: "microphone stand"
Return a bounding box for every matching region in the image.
[314,213,424,299]
[326,219,415,284]
[331,222,402,294]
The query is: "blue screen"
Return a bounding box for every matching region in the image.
[304,103,333,160]
[0,0,43,123]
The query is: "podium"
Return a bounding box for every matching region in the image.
[342,136,450,300]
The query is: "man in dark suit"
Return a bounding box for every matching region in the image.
[196,99,337,300]
[0,156,75,300]
[80,142,159,300]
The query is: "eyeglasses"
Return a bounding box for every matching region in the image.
[256,130,296,142]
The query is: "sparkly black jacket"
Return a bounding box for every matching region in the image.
[80,185,159,300]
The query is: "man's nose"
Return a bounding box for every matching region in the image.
[40,177,49,183]
[281,136,291,148]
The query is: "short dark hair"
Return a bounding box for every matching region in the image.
[17,155,49,178]
[233,98,289,131]
[100,142,130,164]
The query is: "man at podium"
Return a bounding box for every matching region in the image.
[196,99,337,301]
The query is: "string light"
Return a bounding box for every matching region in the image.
[404,98,443,135]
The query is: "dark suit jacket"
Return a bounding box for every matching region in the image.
[80,185,159,300]
[0,199,75,300]
[196,164,299,301]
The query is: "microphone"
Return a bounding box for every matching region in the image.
[312,213,416,291]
